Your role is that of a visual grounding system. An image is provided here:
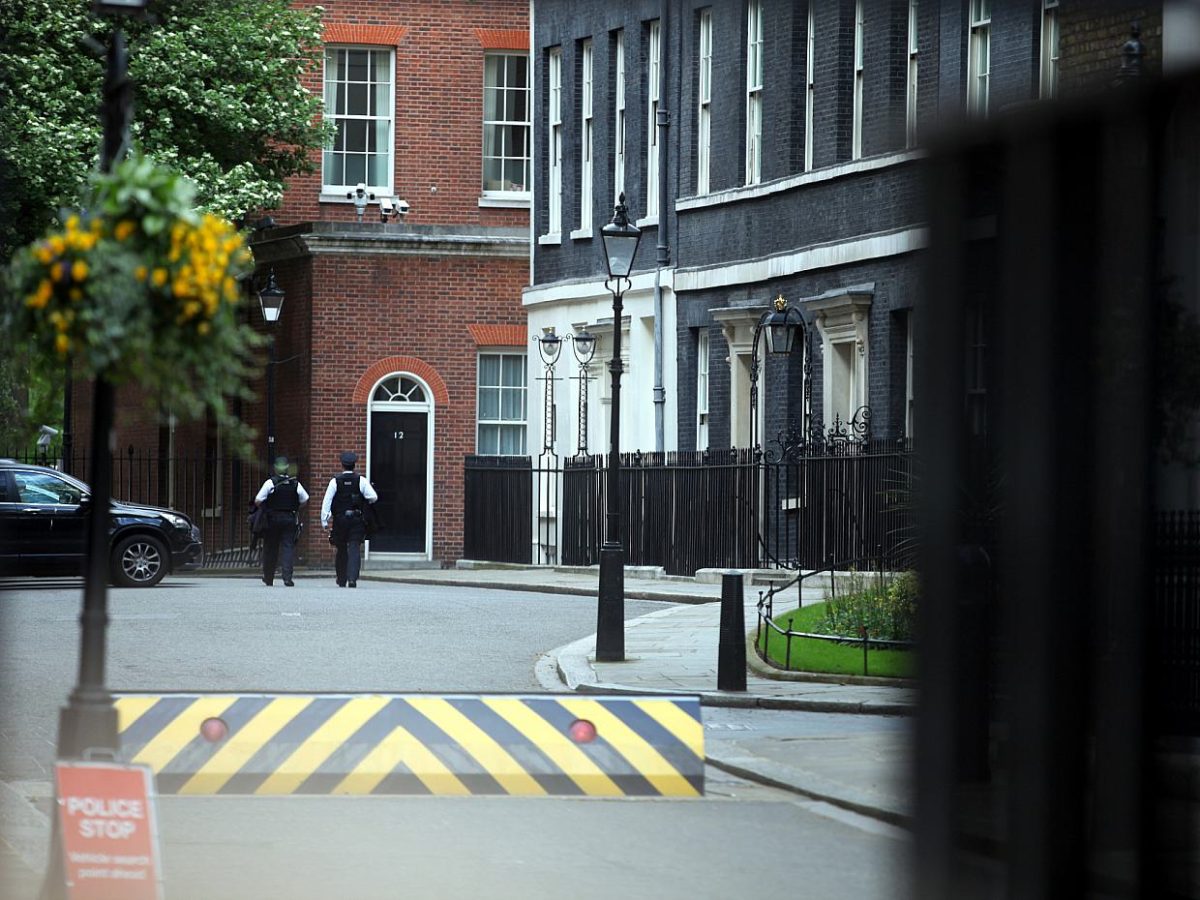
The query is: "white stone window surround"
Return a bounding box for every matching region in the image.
[647,19,662,220]
[803,286,873,432]
[578,39,594,236]
[697,9,713,195]
[547,47,563,238]
[745,0,763,185]
[852,0,864,161]
[712,304,769,449]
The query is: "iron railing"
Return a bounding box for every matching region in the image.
[463,446,911,575]
[1155,510,1200,733]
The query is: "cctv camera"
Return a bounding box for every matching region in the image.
[395,198,410,216]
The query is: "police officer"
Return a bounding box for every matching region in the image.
[254,456,309,586]
[321,450,378,588]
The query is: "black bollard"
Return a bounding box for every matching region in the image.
[718,571,747,691]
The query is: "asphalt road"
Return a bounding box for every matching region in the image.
[0,576,913,899]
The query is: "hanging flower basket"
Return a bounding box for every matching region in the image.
[4,153,264,449]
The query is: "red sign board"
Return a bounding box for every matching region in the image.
[55,761,163,900]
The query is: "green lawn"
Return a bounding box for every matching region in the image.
[756,601,915,679]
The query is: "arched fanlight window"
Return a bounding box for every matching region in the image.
[372,375,427,403]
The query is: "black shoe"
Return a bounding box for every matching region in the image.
[337,581,346,587]
[348,581,356,588]
[284,580,294,587]
[262,577,272,586]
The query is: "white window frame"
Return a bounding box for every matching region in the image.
[905,310,915,439]
[482,53,532,200]
[1040,0,1060,100]
[906,0,919,148]
[852,0,864,160]
[647,19,662,220]
[614,30,626,204]
[805,3,815,172]
[548,47,563,237]
[745,0,763,185]
[696,329,710,450]
[322,46,395,197]
[476,352,528,455]
[697,9,713,195]
[967,0,990,118]
[578,40,594,232]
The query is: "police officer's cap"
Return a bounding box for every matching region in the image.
[340,450,358,468]
[274,456,289,474]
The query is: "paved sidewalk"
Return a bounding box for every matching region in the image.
[364,562,917,825]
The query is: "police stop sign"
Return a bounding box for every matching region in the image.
[55,761,162,900]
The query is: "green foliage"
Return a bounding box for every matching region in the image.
[4,154,264,455]
[816,571,919,642]
[757,602,915,679]
[0,0,329,259]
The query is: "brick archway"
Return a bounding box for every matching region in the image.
[352,357,449,405]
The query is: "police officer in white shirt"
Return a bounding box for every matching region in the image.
[254,456,309,586]
[321,450,378,587]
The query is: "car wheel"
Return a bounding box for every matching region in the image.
[111,535,168,588]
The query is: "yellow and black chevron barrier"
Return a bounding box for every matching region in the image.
[114,694,704,797]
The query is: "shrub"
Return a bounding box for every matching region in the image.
[815,570,919,642]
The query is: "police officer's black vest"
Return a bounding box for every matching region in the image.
[331,472,364,515]
[266,475,299,512]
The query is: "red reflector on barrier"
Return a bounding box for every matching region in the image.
[199,717,228,742]
[568,719,597,744]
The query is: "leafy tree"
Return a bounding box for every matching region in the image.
[0,0,328,260]
[0,0,328,447]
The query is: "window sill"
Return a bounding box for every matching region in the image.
[635,215,659,228]
[479,195,531,209]
[569,227,593,241]
[537,233,562,246]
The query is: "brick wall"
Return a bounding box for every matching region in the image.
[279,0,530,231]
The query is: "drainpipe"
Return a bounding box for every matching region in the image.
[653,0,671,453]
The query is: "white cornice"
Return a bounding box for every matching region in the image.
[522,268,674,307]
[674,227,928,292]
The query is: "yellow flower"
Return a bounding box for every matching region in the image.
[71,259,88,282]
[65,215,80,232]
[55,334,70,356]
[151,268,168,287]
[69,288,83,302]
[197,321,211,335]
[134,265,148,281]
[26,279,52,309]
[114,220,136,241]
[34,244,54,265]
[48,235,65,255]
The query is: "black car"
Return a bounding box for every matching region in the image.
[0,459,202,587]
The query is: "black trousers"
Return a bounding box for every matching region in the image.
[332,512,366,585]
[262,512,297,583]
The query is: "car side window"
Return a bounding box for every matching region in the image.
[0,473,11,503]
[15,471,83,506]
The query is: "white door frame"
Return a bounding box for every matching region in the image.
[364,372,435,561]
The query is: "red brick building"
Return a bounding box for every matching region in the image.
[74,0,532,568]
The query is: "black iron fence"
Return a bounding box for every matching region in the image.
[463,446,913,575]
[1155,510,1200,734]
[1,445,301,568]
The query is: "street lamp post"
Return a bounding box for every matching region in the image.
[569,329,596,456]
[596,194,642,662]
[257,269,285,469]
[55,0,146,766]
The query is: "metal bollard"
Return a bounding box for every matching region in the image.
[718,571,747,691]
